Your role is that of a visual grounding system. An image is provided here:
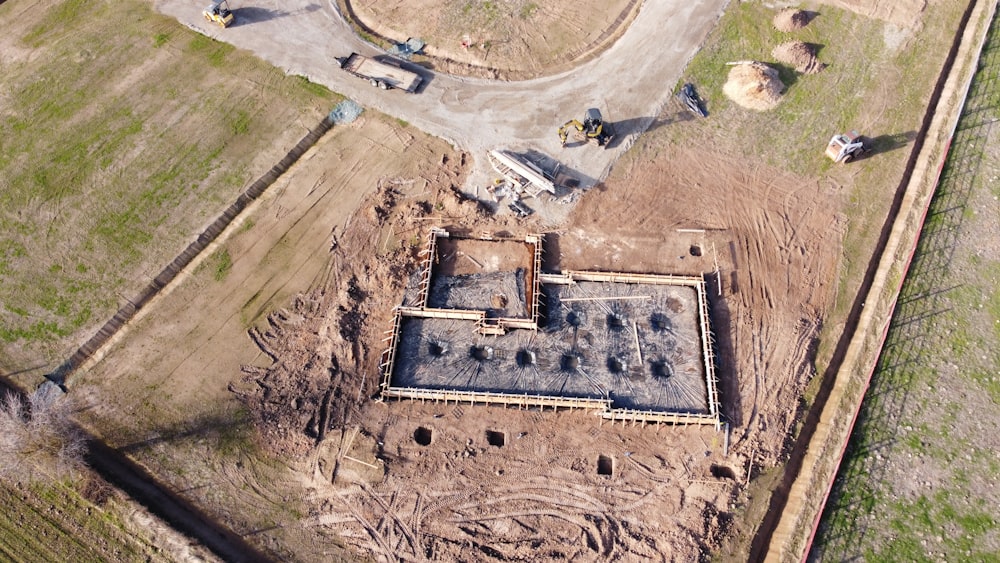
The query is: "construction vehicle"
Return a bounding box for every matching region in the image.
[338,53,423,93]
[558,108,613,148]
[203,0,234,28]
[679,83,707,117]
[825,130,869,163]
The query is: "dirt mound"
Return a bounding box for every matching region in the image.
[773,8,812,32]
[723,62,785,111]
[772,41,826,74]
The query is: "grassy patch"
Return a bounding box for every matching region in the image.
[0,0,334,368]
[295,75,333,98]
[186,34,235,68]
[211,248,233,281]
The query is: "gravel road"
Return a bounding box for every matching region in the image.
[156,0,728,191]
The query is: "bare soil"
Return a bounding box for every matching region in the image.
[723,62,786,111]
[345,0,639,78]
[2,0,967,561]
[222,126,838,560]
[772,41,825,75]
[773,9,815,33]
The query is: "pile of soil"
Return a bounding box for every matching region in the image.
[773,8,812,32]
[772,41,826,74]
[723,62,785,111]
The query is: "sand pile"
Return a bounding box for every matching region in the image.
[772,41,826,74]
[723,62,785,111]
[773,8,812,32]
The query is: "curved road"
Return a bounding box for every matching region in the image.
[157,0,729,190]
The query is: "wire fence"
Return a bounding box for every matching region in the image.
[809,10,1000,560]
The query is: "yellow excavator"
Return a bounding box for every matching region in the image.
[558,108,613,148]
[203,0,234,28]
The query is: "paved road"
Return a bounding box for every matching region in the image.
[157,0,729,191]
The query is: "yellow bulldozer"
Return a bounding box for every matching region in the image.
[203,0,234,28]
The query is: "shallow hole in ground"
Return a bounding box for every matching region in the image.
[516,349,536,367]
[598,454,614,476]
[486,430,506,447]
[429,341,449,357]
[607,356,627,374]
[470,345,494,361]
[690,244,702,257]
[651,360,674,379]
[607,312,626,330]
[561,353,581,371]
[650,312,672,333]
[414,426,433,446]
[710,463,737,480]
[566,309,586,327]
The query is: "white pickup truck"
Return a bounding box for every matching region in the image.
[338,53,423,93]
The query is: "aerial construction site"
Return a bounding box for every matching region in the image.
[380,229,720,425]
[1,0,996,562]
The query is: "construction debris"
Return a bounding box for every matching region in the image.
[487,149,557,198]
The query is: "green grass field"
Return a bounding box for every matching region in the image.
[0,0,336,373]
[0,477,166,562]
[812,9,1000,560]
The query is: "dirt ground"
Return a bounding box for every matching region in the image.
[4,0,967,561]
[211,123,836,562]
[346,0,638,78]
[344,0,930,77]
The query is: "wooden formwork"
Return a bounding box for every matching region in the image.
[601,408,720,426]
[561,270,704,287]
[694,280,722,422]
[382,386,611,411]
[378,308,405,393]
[378,229,723,427]
[415,227,448,308]
[526,234,543,326]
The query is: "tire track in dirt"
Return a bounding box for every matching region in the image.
[23,114,339,562]
[49,115,336,389]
